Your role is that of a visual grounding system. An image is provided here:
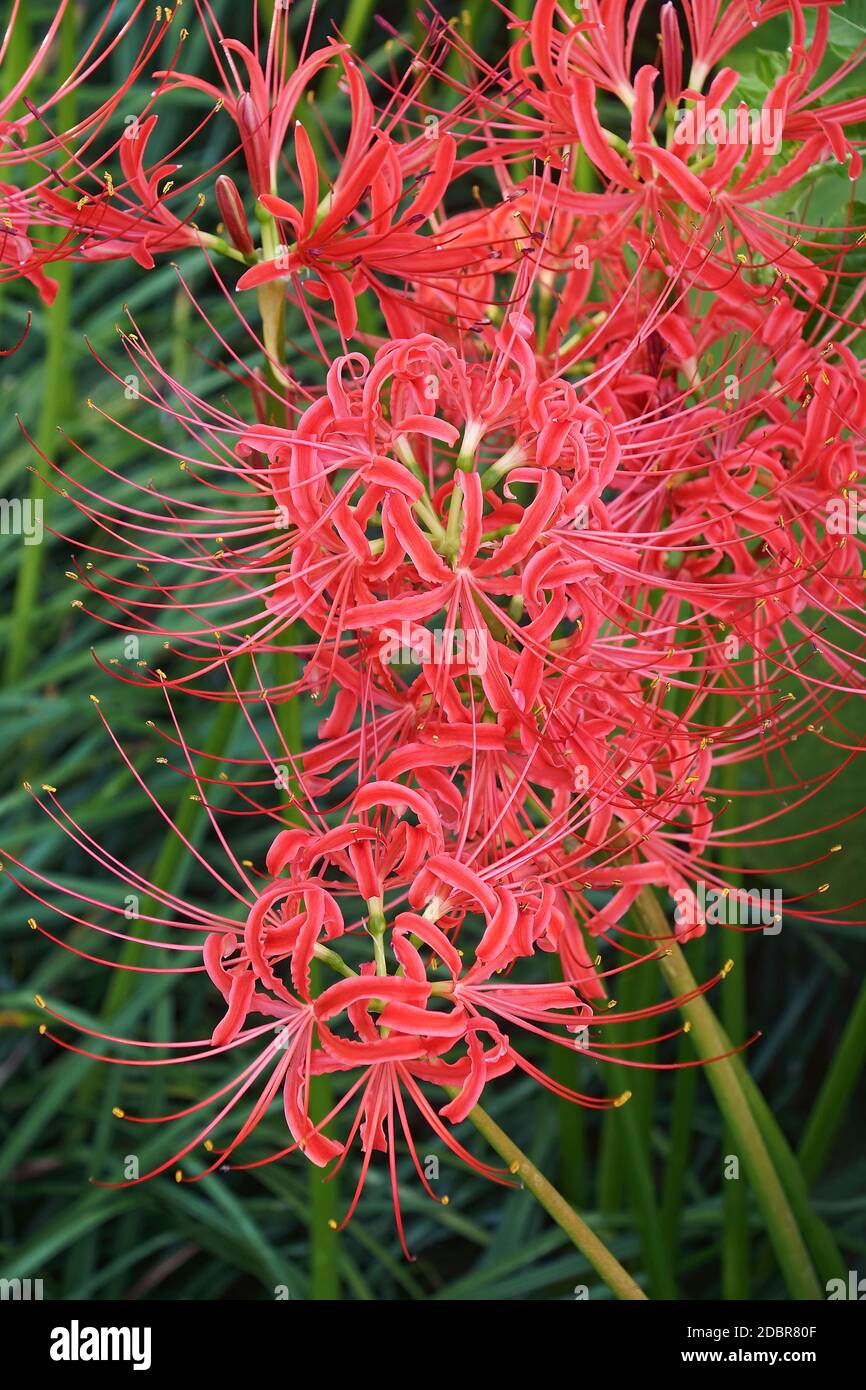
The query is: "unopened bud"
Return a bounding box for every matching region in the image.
[215,175,255,255]
[236,92,271,198]
[661,3,683,107]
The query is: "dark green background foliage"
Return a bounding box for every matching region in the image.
[1,0,864,1300]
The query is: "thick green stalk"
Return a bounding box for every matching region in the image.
[308,959,340,1300]
[729,1056,845,1286]
[798,975,866,1185]
[720,923,749,1298]
[714,739,749,1300]
[457,1098,648,1300]
[635,887,822,1300]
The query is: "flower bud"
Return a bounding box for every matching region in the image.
[661,3,683,107]
[215,174,254,255]
[236,91,271,198]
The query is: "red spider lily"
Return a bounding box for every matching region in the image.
[40,254,865,724]
[235,125,462,340]
[441,0,866,298]
[38,111,205,270]
[9,0,866,1266]
[1,2,193,288]
[9,682,761,1253]
[27,2,469,342]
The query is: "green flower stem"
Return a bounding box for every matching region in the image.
[720,926,749,1298]
[634,887,822,1300]
[729,1055,845,1286]
[450,1095,648,1300]
[714,738,749,1300]
[798,975,866,1185]
[308,959,340,1299]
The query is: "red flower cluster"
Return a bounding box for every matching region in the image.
[5,1,865,1250]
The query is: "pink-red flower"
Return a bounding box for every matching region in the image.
[10,0,866,1260]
